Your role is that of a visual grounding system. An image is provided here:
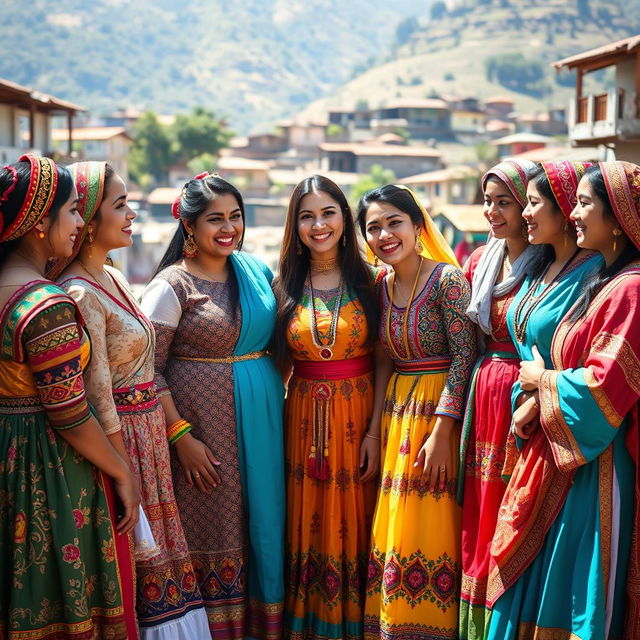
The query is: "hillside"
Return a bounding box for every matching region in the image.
[300,0,634,121]
[0,0,418,133]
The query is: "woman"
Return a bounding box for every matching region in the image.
[274,175,381,640]
[140,172,285,640]
[483,161,602,638]
[459,159,537,640]
[358,184,476,640]
[0,155,140,639]
[48,162,209,639]
[487,162,640,639]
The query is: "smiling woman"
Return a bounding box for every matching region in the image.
[141,173,286,640]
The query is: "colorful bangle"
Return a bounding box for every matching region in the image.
[167,418,192,444]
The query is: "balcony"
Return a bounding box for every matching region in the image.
[569,88,640,143]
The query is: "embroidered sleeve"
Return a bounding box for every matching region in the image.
[435,266,476,419]
[139,278,182,396]
[22,301,91,430]
[64,284,121,436]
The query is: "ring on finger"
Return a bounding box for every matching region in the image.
[193,472,200,479]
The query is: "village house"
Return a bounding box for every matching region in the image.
[398,165,481,210]
[554,34,640,163]
[490,132,556,159]
[0,77,83,164]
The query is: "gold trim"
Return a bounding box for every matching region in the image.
[175,350,266,364]
[517,622,584,639]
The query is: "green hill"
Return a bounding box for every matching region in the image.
[0,0,418,132]
[300,0,635,121]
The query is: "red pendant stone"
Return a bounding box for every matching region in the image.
[320,348,332,359]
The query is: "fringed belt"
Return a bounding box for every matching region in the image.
[292,354,374,481]
[395,356,452,375]
[485,341,518,359]
[174,350,266,364]
[113,381,157,412]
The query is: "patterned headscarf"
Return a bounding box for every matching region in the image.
[541,161,592,219]
[481,159,538,208]
[46,161,107,279]
[0,154,58,243]
[599,161,640,251]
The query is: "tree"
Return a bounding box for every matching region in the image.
[128,111,172,185]
[395,16,420,48]
[170,106,233,166]
[350,165,396,203]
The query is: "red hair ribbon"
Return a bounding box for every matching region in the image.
[0,165,18,205]
[171,171,212,219]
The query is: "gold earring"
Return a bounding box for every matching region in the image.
[613,228,622,253]
[563,220,568,249]
[37,230,45,239]
[183,233,198,258]
[86,228,94,257]
[342,233,346,248]
[414,235,424,255]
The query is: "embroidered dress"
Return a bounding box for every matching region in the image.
[364,263,475,640]
[60,267,208,640]
[0,281,137,640]
[284,279,378,640]
[458,246,521,640]
[141,253,285,640]
[485,254,613,639]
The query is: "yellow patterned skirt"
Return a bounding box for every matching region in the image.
[364,369,461,640]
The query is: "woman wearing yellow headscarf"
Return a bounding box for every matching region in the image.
[357,185,476,639]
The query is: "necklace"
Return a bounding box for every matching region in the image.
[78,258,109,286]
[385,257,424,360]
[310,256,338,273]
[503,248,512,276]
[513,248,580,344]
[308,273,344,360]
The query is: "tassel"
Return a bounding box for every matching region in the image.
[308,383,331,480]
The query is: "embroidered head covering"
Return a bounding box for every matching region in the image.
[541,160,592,219]
[0,154,59,243]
[395,184,460,267]
[46,161,107,279]
[599,161,640,251]
[481,159,538,208]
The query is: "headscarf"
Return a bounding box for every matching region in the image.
[541,160,592,219]
[0,154,58,243]
[46,161,107,279]
[468,159,538,335]
[481,159,537,208]
[599,160,640,251]
[396,184,459,267]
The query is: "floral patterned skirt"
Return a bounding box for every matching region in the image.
[284,370,376,640]
[364,370,461,640]
[0,404,136,639]
[114,390,207,633]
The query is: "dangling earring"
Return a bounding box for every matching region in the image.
[37,230,45,240]
[613,228,622,252]
[296,238,302,255]
[86,227,94,258]
[414,235,424,255]
[183,233,198,258]
[342,233,346,248]
[563,220,568,249]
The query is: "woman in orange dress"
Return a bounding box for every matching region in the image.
[274,175,382,640]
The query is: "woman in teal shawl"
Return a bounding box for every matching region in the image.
[141,173,285,640]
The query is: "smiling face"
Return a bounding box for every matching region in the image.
[363,200,422,266]
[483,176,525,240]
[185,192,244,259]
[522,180,565,245]
[91,173,136,251]
[571,175,619,253]
[297,190,344,260]
[44,186,83,257]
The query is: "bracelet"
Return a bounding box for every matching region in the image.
[365,433,381,441]
[167,418,192,444]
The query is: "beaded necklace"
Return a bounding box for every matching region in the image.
[308,273,344,360]
[385,257,424,360]
[513,248,580,344]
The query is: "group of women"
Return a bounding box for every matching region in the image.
[0,152,638,640]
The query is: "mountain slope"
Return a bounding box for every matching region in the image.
[0,0,418,132]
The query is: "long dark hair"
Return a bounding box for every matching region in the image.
[569,164,640,321]
[356,183,426,235]
[152,174,245,312]
[273,175,379,366]
[527,165,576,279]
[0,160,74,267]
